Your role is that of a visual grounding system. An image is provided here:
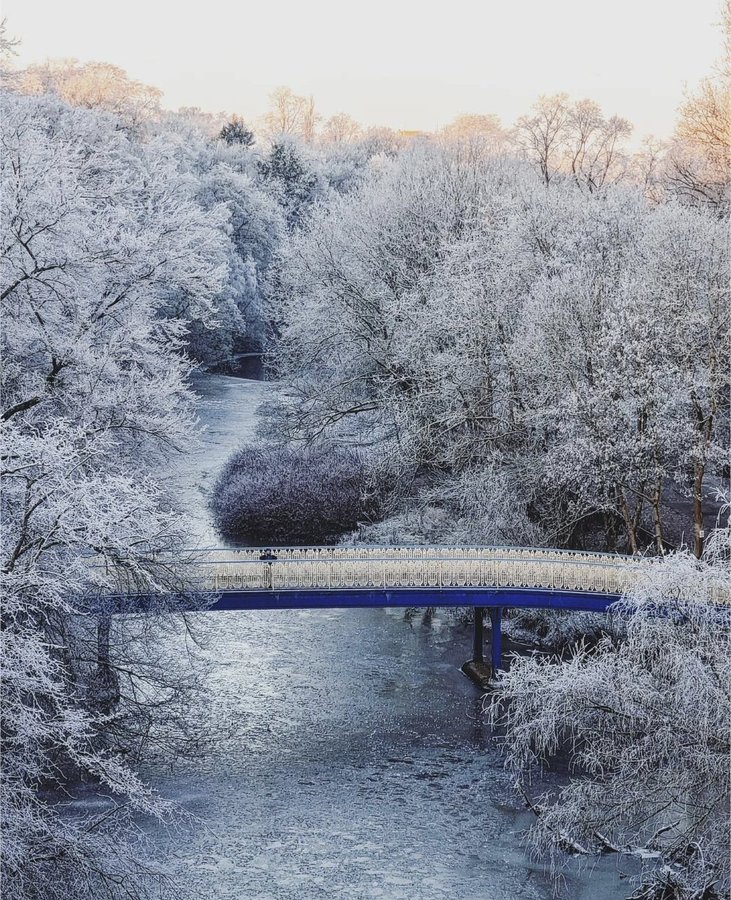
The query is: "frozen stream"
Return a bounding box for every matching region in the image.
[141,373,634,899]
[171,371,271,547]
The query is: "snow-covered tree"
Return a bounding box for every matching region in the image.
[19,59,162,128]
[1,90,227,899]
[11,64,290,371]
[488,525,731,899]
[219,115,255,146]
[154,130,285,365]
[268,139,729,551]
[258,138,324,227]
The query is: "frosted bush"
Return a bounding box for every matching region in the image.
[211,446,384,544]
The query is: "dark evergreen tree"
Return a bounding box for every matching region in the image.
[258,140,319,227]
[219,115,255,146]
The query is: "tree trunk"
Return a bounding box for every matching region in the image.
[91,614,120,713]
[651,480,665,555]
[618,486,640,554]
[603,509,619,553]
[691,399,714,560]
[693,461,705,559]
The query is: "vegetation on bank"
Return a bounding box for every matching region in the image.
[265,150,728,557]
[489,531,731,900]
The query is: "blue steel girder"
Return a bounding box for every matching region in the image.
[206,587,621,613]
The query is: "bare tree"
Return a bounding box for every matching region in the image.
[515,94,632,190]
[322,111,362,144]
[666,78,730,212]
[0,17,20,87]
[300,93,319,142]
[664,1,731,212]
[514,93,571,184]
[631,136,667,203]
[263,85,319,142]
[565,99,632,190]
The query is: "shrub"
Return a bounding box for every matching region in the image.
[211,445,383,545]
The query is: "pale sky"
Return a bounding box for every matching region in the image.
[4,0,725,140]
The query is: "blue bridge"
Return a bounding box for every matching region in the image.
[133,546,643,677]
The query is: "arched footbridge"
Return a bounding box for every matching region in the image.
[139,546,664,675]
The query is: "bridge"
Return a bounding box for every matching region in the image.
[102,544,730,683]
[159,545,644,678]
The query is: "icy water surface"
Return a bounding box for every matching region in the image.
[141,374,634,898]
[143,607,635,899]
[172,371,271,546]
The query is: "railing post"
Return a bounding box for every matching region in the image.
[472,607,484,663]
[489,607,503,671]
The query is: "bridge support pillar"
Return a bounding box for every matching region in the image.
[472,606,484,663]
[489,607,504,671]
[461,607,493,688]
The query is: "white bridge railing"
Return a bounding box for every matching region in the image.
[186,546,642,596]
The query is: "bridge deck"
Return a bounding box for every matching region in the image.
[188,546,638,602]
[103,546,729,671]
[105,546,730,610]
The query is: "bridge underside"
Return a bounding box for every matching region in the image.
[110,587,622,676]
[205,587,621,676]
[207,587,621,613]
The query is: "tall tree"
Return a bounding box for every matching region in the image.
[665,0,730,213]
[515,93,631,190]
[263,86,320,141]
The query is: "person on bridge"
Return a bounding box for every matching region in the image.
[259,549,277,561]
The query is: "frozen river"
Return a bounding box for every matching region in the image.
[142,373,633,899]
[171,371,271,547]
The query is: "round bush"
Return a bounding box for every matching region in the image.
[211,445,383,545]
